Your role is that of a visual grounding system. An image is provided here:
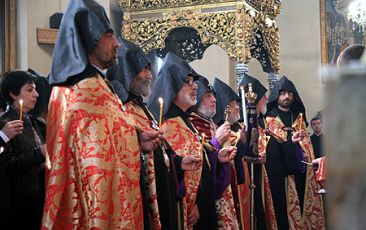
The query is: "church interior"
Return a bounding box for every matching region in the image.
[1,0,366,229]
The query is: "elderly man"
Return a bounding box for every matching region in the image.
[265,76,325,229]
[42,1,161,229]
[108,39,201,230]
[189,75,239,229]
[148,53,236,230]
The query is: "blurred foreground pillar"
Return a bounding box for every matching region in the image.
[324,64,366,230]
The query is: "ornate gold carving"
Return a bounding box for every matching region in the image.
[120,0,281,73]
[118,0,235,11]
[245,0,281,18]
[255,12,281,73]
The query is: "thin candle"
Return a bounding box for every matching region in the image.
[19,99,23,121]
[240,86,248,131]
[299,113,303,131]
[158,97,163,128]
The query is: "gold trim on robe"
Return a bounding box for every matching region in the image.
[216,186,240,230]
[238,160,251,230]
[266,115,325,230]
[42,75,143,230]
[124,101,162,230]
[189,112,239,230]
[257,127,278,230]
[162,117,202,230]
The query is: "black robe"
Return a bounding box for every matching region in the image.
[240,114,269,230]
[265,107,305,230]
[310,133,323,159]
[0,108,45,230]
[0,138,10,229]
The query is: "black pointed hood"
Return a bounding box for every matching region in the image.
[147,52,198,118]
[195,74,215,107]
[238,73,267,104]
[267,76,307,124]
[28,69,52,117]
[107,37,150,102]
[48,0,113,86]
[212,78,240,123]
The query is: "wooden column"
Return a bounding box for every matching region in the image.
[2,0,17,72]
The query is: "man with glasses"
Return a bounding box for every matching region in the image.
[148,53,236,229]
[265,76,325,229]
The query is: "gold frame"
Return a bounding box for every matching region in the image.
[118,0,281,73]
[320,0,328,64]
[320,0,366,64]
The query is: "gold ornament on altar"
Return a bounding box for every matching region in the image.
[117,0,282,73]
[245,83,257,104]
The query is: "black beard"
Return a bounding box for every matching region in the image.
[278,99,292,108]
[101,57,118,69]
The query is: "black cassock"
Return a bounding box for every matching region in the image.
[265,107,305,230]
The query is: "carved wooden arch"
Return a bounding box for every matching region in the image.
[118,0,281,73]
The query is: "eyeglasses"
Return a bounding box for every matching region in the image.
[279,90,294,97]
[184,78,197,86]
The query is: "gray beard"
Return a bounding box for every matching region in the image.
[182,94,197,108]
[228,113,240,124]
[197,105,216,118]
[130,79,151,97]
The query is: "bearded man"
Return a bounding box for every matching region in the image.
[189,76,239,229]
[148,53,236,230]
[42,1,161,229]
[265,76,325,230]
[108,39,200,230]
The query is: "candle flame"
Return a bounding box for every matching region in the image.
[19,99,23,105]
[158,97,163,104]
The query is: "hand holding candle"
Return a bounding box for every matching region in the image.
[240,86,248,131]
[158,97,163,128]
[19,99,23,121]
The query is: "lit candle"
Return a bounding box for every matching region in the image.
[240,86,248,131]
[158,97,163,128]
[19,99,23,121]
[200,133,205,157]
[299,113,303,131]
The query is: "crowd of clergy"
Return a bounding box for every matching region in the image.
[0,0,340,229]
